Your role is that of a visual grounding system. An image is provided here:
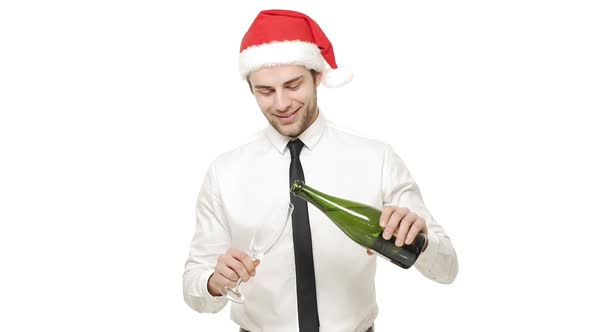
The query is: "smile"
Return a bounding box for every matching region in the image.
[275,109,299,124]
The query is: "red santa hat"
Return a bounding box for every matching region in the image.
[239,9,353,88]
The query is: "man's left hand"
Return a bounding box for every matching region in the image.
[367,205,428,256]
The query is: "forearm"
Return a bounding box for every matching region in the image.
[413,227,458,284]
[381,145,459,283]
[183,264,228,313]
[183,163,230,312]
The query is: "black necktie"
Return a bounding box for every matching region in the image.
[288,139,320,332]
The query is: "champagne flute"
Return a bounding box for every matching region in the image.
[224,202,294,303]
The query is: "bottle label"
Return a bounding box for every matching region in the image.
[371,235,419,269]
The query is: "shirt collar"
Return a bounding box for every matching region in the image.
[264,110,327,155]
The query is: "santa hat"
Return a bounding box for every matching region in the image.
[239,9,353,88]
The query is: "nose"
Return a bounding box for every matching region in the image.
[273,89,291,112]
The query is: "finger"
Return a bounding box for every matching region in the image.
[216,255,239,281]
[227,247,249,260]
[236,252,258,277]
[217,264,240,282]
[383,208,408,240]
[211,270,238,291]
[218,277,238,290]
[405,218,426,245]
[227,249,256,277]
[379,205,397,227]
[366,249,375,256]
[395,213,417,247]
[251,259,260,277]
[224,256,251,282]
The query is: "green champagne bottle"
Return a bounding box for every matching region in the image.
[290,180,427,269]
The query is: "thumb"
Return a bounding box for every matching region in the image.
[366,249,375,256]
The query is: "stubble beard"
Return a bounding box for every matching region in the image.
[270,93,318,138]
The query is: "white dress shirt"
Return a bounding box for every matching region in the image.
[183,112,458,332]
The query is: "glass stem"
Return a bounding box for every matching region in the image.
[233,278,243,290]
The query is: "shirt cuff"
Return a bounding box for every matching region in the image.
[199,268,228,304]
[415,232,440,268]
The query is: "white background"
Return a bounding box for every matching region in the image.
[1,0,589,331]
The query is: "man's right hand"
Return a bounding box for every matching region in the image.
[207,248,260,296]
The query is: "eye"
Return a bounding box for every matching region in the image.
[287,84,301,90]
[257,90,273,96]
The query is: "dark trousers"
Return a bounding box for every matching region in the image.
[240,325,374,332]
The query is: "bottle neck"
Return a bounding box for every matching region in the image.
[292,181,341,212]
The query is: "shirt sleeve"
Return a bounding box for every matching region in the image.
[381,144,459,284]
[183,163,230,313]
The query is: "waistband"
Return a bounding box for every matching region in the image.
[240,325,374,332]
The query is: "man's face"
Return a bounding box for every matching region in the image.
[249,65,322,138]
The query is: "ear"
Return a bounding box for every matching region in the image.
[315,70,323,88]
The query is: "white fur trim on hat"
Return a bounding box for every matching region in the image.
[239,40,326,79]
[322,66,354,88]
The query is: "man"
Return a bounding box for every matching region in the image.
[183,9,458,332]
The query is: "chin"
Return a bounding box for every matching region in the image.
[279,129,298,138]
[277,124,302,138]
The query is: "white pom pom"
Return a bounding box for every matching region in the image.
[321,66,354,88]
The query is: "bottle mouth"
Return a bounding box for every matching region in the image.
[290,179,304,193]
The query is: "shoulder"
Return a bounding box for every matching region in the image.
[206,128,268,172]
[324,119,392,153]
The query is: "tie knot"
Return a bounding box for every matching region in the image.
[288,139,305,159]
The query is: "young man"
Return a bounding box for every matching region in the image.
[184,9,458,332]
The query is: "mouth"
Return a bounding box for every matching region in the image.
[275,108,300,124]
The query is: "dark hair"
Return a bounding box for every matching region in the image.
[247,69,320,93]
